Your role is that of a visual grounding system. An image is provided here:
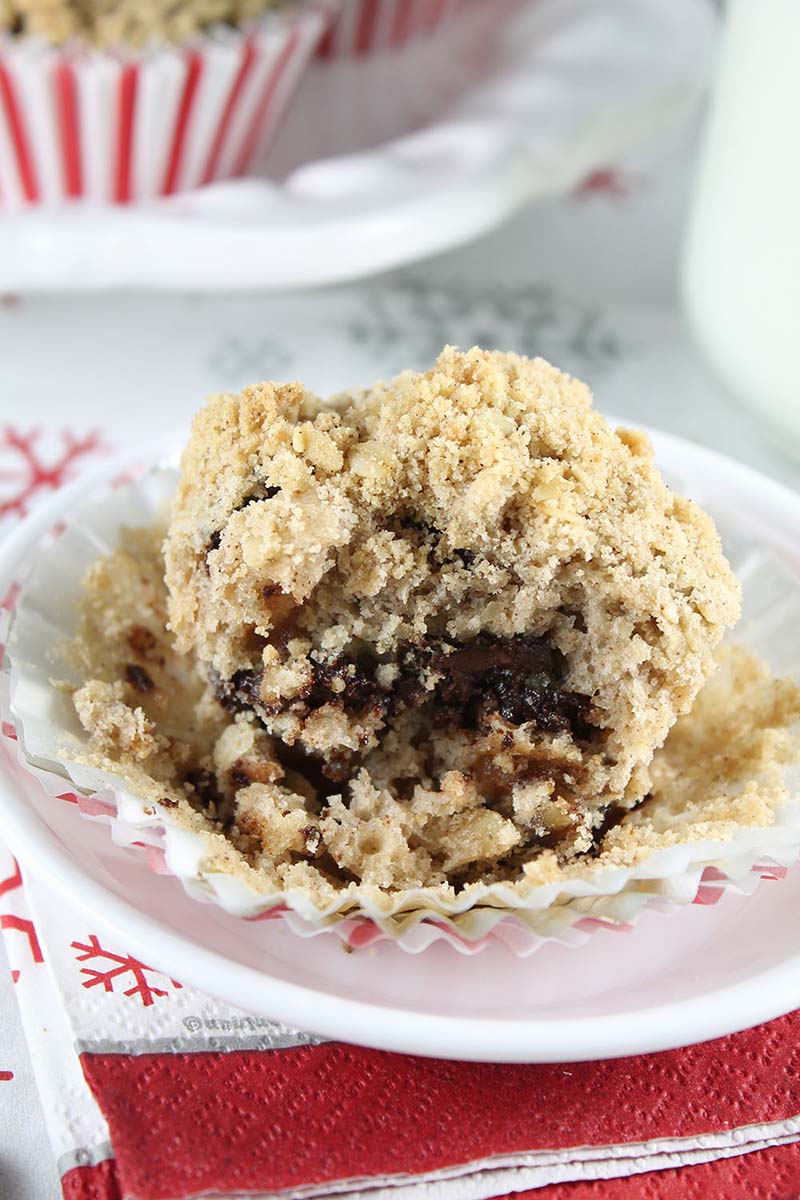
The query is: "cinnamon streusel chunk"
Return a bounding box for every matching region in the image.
[159,346,740,882]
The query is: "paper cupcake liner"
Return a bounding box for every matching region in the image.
[268,0,517,198]
[0,3,333,208]
[5,459,800,956]
[316,0,470,58]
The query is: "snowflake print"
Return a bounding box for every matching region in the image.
[348,278,626,377]
[0,858,23,900]
[72,935,182,1007]
[0,915,44,981]
[0,427,106,520]
[0,858,43,983]
[575,167,633,199]
[207,336,291,390]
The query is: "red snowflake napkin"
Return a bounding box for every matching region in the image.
[2,842,800,1200]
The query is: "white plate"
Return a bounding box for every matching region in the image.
[2,428,800,1062]
[0,0,715,291]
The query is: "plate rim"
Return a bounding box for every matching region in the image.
[3,425,800,1063]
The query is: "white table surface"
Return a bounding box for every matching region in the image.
[1,113,799,1200]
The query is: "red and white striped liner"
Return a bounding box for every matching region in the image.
[317,0,467,57]
[0,4,334,209]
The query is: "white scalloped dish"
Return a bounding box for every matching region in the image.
[0,0,716,291]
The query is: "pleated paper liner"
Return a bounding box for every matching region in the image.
[5,454,800,955]
[0,2,334,208]
[316,0,472,57]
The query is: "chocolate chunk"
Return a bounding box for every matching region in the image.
[432,634,560,682]
[305,656,386,717]
[426,634,592,738]
[262,583,281,600]
[208,529,222,553]
[454,548,476,567]
[398,514,442,546]
[124,663,155,694]
[230,762,253,789]
[487,666,582,733]
[183,767,234,826]
[215,668,263,714]
[302,826,322,856]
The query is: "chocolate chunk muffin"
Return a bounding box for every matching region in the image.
[158,346,740,883]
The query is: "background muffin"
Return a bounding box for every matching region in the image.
[0,0,334,206]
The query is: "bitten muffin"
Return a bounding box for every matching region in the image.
[159,346,740,882]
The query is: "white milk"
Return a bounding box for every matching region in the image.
[682,0,800,444]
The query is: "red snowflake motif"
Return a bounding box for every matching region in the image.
[0,1070,13,1081]
[0,858,35,982]
[72,935,183,1007]
[0,913,44,982]
[575,167,631,199]
[0,858,22,900]
[0,427,107,520]
[0,858,43,982]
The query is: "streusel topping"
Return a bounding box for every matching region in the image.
[0,0,285,47]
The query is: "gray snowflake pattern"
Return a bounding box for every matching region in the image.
[207,336,292,390]
[347,278,626,377]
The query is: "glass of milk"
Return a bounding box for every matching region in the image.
[682,0,800,444]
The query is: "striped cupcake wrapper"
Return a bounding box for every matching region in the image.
[0,2,334,208]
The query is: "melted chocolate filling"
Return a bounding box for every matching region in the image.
[427,635,592,738]
[215,633,593,743]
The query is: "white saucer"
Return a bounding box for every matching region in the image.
[0,0,714,291]
[2,429,800,1062]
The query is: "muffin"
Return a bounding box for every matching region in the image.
[0,0,332,206]
[317,0,470,58]
[79,345,735,895]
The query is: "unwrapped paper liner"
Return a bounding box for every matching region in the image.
[0,2,333,209]
[5,461,800,956]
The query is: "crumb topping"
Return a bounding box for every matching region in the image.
[0,0,286,47]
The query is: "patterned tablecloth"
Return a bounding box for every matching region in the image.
[2,107,800,1199]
